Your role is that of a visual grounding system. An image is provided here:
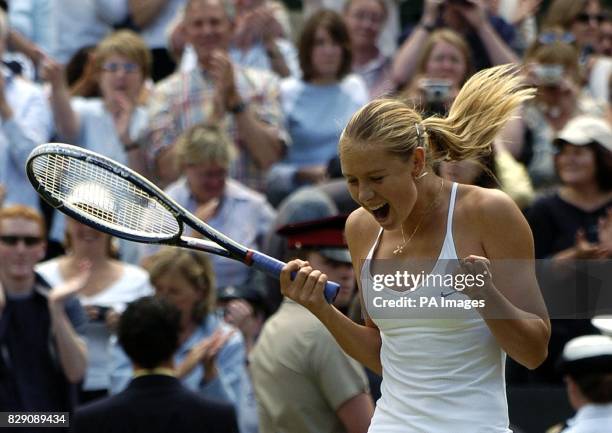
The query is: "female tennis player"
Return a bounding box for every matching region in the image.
[280,65,551,432]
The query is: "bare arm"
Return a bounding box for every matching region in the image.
[336,393,374,433]
[210,52,284,170]
[8,29,45,65]
[232,104,284,170]
[280,209,383,374]
[40,59,79,142]
[465,189,550,369]
[476,21,520,66]
[392,0,441,86]
[128,0,169,28]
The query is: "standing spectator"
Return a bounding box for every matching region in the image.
[344,0,395,98]
[111,248,255,432]
[36,218,153,404]
[0,7,52,212]
[393,0,519,87]
[266,10,368,206]
[514,33,606,189]
[145,0,288,190]
[0,205,88,417]
[72,296,239,433]
[152,124,276,291]
[250,215,373,433]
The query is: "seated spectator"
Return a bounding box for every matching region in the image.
[171,0,298,79]
[344,0,396,98]
[513,31,606,189]
[393,0,519,88]
[302,0,401,59]
[507,115,612,385]
[250,215,373,433]
[266,10,368,206]
[0,7,52,212]
[400,28,472,116]
[111,248,255,432]
[545,335,612,433]
[153,123,275,291]
[528,115,612,261]
[146,0,288,190]
[42,30,152,260]
[36,218,153,404]
[72,296,239,433]
[42,30,151,175]
[0,205,88,415]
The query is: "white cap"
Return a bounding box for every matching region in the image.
[554,115,612,152]
[558,334,612,377]
[562,335,612,361]
[592,315,612,337]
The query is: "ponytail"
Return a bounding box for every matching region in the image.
[422,64,534,163]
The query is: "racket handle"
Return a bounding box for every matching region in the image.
[249,251,340,303]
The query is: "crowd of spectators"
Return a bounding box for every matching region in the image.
[1,0,611,432]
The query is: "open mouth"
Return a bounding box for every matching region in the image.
[371,203,390,221]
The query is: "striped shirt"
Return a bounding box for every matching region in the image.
[145,65,288,192]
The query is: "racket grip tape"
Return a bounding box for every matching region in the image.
[249,251,340,303]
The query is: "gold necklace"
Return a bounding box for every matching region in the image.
[393,179,445,256]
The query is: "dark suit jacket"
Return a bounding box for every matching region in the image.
[71,375,239,433]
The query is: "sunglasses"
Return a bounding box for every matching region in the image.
[575,12,605,24]
[101,62,140,73]
[538,32,576,45]
[0,235,43,246]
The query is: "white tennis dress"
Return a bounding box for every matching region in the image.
[361,183,512,433]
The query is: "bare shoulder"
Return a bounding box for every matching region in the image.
[345,207,380,259]
[457,185,534,259]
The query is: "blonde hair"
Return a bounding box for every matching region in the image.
[144,247,217,322]
[94,30,152,78]
[174,124,236,169]
[414,29,473,85]
[340,65,535,165]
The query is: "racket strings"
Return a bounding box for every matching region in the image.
[32,153,179,238]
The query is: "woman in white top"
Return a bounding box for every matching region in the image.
[36,218,152,403]
[280,65,551,432]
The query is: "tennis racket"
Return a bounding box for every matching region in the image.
[26,143,340,302]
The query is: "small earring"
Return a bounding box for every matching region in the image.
[415,171,428,180]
